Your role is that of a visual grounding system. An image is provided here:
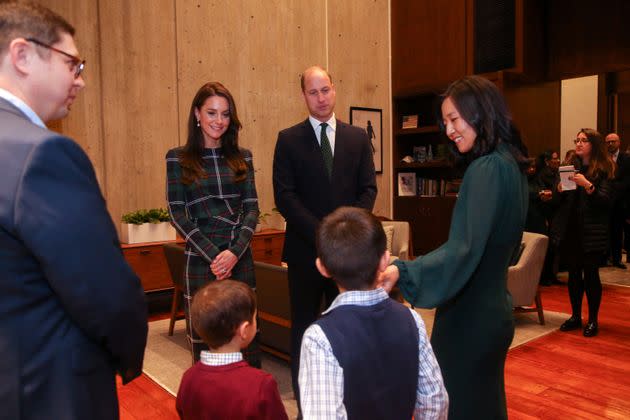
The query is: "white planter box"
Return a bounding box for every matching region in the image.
[120,222,176,244]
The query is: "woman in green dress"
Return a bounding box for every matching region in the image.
[166,82,260,366]
[381,76,529,419]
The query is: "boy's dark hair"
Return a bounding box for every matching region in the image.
[316,207,386,290]
[191,280,256,349]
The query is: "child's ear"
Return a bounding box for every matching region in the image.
[315,257,331,278]
[236,320,250,341]
[378,250,390,272]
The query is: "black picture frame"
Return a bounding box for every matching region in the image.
[350,106,383,173]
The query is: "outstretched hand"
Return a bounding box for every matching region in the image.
[377,264,400,293]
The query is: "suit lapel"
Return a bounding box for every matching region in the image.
[331,119,346,179]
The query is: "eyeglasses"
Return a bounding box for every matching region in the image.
[26,38,85,79]
[573,138,590,145]
[605,140,619,144]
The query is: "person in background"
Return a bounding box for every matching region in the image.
[605,133,630,268]
[563,149,576,165]
[553,129,614,337]
[0,2,148,418]
[176,280,288,420]
[525,157,548,235]
[272,65,377,412]
[380,75,529,419]
[299,207,448,420]
[166,82,260,366]
[534,150,561,285]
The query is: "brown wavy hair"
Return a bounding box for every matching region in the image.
[180,82,246,184]
[574,128,615,181]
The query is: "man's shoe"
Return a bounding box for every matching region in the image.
[559,317,582,332]
[583,322,598,337]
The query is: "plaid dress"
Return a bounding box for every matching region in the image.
[166,146,260,365]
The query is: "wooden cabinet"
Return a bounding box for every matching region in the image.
[251,229,285,266]
[121,240,183,292]
[123,231,285,293]
[393,92,459,256]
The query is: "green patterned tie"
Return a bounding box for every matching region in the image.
[320,122,333,177]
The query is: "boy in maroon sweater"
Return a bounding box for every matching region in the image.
[176,280,288,419]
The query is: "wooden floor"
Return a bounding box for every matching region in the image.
[506,283,630,420]
[118,283,630,419]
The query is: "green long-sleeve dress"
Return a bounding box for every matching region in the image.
[394,143,528,419]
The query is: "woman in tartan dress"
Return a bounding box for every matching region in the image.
[166,82,260,366]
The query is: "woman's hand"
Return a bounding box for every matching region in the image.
[557,182,563,193]
[572,173,590,188]
[377,264,400,293]
[539,189,552,202]
[211,250,238,280]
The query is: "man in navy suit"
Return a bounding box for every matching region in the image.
[273,66,377,412]
[0,3,147,419]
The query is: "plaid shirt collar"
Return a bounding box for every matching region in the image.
[199,350,243,366]
[322,288,389,315]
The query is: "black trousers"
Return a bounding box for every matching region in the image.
[566,252,603,323]
[287,261,338,412]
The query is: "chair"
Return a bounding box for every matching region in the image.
[381,220,412,261]
[163,243,186,336]
[507,231,549,325]
[380,220,412,303]
[254,261,291,359]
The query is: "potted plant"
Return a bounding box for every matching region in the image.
[257,207,281,232]
[120,208,176,244]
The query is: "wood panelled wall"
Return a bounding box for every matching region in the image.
[40,0,392,232]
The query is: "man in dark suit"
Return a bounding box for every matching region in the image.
[273,66,377,411]
[0,3,147,419]
[606,132,630,268]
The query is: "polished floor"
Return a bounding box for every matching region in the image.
[118,276,630,419]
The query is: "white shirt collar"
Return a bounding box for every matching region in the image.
[309,113,336,132]
[611,149,620,161]
[0,88,46,128]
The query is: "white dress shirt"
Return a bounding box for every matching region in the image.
[309,113,336,156]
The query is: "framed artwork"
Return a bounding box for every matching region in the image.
[350,106,383,173]
[397,172,417,196]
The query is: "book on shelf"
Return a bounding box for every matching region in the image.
[417,178,440,197]
[402,115,418,129]
[444,179,462,196]
[398,172,417,196]
[415,178,453,197]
